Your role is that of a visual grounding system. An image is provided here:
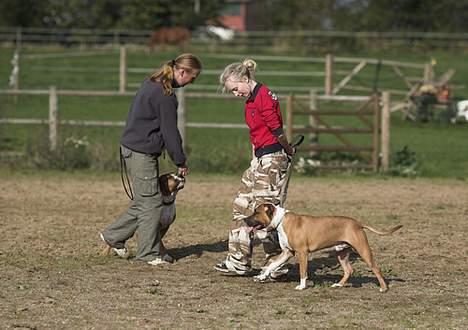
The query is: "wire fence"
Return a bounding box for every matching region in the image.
[3,27,468,50]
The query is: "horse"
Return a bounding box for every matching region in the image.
[148,27,191,52]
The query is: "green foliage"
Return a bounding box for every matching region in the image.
[389,145,419,177]
[22,129,120,171]
[0,0,223,30]
[26,131,91,170]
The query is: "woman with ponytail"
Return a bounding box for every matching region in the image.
[214,59,295,278]
[100,53,202,266]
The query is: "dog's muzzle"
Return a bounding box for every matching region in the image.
[171,173,186,191]
[244,216,264,229]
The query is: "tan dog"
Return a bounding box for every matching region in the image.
[244,203,402,292]
[102,173,185,258]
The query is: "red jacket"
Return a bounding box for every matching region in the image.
[245,83,284,156]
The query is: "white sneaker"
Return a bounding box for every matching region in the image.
[100,233,128,258]
[147,256,170,266]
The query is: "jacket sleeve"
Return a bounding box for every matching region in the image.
[259,88,284,137]
[158,95,187,167]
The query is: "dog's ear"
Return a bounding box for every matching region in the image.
[159,175,171,196]
[265,203,275,219]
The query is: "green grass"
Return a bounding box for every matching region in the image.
[1,45,467,177]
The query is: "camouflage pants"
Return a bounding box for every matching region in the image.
[224,151,290,272]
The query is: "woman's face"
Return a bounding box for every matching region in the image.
[225,77,252,98]
[174,68,199,87]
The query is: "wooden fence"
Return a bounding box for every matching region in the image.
[4,27,468,49]
[285,92,391,171]
[0,87,391,172]
[9,46,430,107]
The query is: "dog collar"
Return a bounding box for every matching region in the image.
[268,206,287,230]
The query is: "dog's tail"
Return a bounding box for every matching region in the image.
[362,224,403,236]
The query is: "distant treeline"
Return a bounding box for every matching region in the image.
[0,0,467,33]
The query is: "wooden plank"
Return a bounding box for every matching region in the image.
[49,86,57,151]
[332,60,367,94]
[286,95,293,141]
[312,164,374,170]
[381,91,391,172]
[176,88,186,150]
[119,46,126,94]
[294,110,375,116]
[295,94,372,102]
[372,95,380,171]
[0,118,48,124]
[392,65,413,89]
[325,54,333,95]
[302,145,373,152]
[294,127,373,134]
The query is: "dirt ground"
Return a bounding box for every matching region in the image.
[1,172,467,329]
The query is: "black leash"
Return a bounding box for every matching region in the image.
[291,134,305,149]
[120,147,134,200]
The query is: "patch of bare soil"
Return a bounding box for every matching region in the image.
[1,173,467,329]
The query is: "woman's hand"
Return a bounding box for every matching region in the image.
[178,166,189,177]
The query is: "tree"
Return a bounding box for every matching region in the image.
[0,0,48,27]
[119,0,223,30]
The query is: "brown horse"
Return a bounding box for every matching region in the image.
[148,27,191,52]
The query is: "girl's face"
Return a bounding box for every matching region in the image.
[225,77,253,98]
[174,68,199,87]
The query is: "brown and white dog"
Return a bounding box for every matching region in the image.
[244,203,402,292]
[157,173,185,257]
[102,173,185,258]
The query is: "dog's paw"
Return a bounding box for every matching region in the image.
[331,283,343,288]
[295,284,307,290]
[253,274,268,282]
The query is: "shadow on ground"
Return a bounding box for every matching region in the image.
[169,239,228,259]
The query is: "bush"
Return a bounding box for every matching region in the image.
[389,145,419,177]
[25,131,91,170]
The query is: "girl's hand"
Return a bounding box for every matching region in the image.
[178,166,189,177]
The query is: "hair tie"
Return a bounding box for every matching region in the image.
[171,59,176,66]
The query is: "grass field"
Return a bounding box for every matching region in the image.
[1,171,467,329]
[1,45,468,177]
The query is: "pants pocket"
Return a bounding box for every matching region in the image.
[134,174,159,197]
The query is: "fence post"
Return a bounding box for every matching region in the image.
[381,91,390,172]
[176,88,186,150]
[9,51,20,90]
[325,54,334,95]
[286,94,293,141]
[119,46,126,93]
[113,30,120,47]
[372,93,380,172]
[49,86,58,151]
[423,62,433,83]
[308,89,318,156]
[15,27,22,51]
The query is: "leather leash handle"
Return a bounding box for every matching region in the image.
[291,134,305,149]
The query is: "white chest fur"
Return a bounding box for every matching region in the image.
[269,206,291,250]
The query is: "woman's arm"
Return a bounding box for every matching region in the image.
[277,134,295,156]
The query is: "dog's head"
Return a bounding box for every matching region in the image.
[244,203,276,229]
[159,173,185,197]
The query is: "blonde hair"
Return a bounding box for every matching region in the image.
[219,59,257,93]
[150,53,202,95]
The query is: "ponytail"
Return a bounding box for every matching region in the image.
[219,58,257,93]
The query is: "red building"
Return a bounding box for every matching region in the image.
[218,0,251,31]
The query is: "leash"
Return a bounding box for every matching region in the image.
[119,147,134,200]
[280,135,304,206]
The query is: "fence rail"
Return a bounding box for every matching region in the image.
[0,87,391,172]
[3,27,468,47]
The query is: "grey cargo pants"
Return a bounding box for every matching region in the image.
[101,145,163,261]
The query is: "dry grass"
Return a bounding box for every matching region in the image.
[1,172,467,329]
